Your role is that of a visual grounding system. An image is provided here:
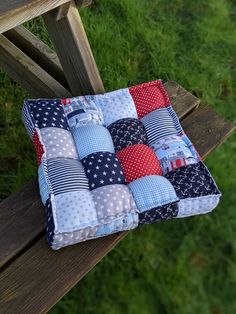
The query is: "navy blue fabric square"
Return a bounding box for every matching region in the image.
[45,199,55,247]
[108,118,148,152]
[165,161,220,199]
[82,152,125,190]
[138,202,179,225]
[29,99,69,130]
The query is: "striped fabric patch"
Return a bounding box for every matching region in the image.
[47,158,89,195]
[141,107,183,145]
[22,101,35,138]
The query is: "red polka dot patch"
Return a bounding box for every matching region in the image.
[129,80,170,119]
[116,144,163,183]
[33,130,44,166]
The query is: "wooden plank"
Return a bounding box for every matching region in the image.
[0,34,71,98]
[0,232,126,313]
[0,0,92,16]
[4,26,69,89]
[75,0,93,8]
[164,80,200,118]
[182,105,235,158]
[0,179,45,268]
[0,81,199,270]
[0,104,234,313]
[43,1,104,95]
[0,0,72,34]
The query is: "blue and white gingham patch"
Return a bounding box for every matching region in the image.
[129,175,179,212]
[72,124,115,160]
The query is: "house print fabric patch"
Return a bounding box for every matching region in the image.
[22,79,221,250]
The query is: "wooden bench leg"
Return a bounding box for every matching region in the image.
[43,0,104,95]
[0,34,71,98]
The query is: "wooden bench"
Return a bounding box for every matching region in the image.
[0,1,235,312]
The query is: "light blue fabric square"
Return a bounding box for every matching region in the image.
[38,164,50,205]
[96,212,138,237]
[129,175,179,212]
[94,88,138,126]
[72,125,115,159]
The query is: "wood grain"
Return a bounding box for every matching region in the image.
[164,80,200,118]
[0,81,198,270]
[0,179,45,268]
[4,26,69,89]
[182,106,235,158]
[0,104,234,313]
[44,1,104,95]
[75,0,93,8]
[0,34,71,98]
[0,0,71,34]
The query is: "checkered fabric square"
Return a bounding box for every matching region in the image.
[22,79,221,250]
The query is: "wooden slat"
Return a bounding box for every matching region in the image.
[4,26,69,89]
[0,34,71,98]
[75,0,93,9]
[182,106,235,158]
[43,1,104,95]
[0,0,92,34]
[0,81,199,271]
[0,179,44,268]
[164,80,200,118]
[0,0,71,34]
[0,103,234,313]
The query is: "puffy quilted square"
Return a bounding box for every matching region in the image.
[40,127,77,159]
[116,144,162,183]
[72,125,114,159]
[151,135,199,174]
[129,80,170,118]
[28,99,69,130]
[129,175,179,212]
[62,95,104,128]
[94,88,138,126]
[108,118,148,152]
[82,152,125,190]
[22,79,221,250]
[47,158,89,195]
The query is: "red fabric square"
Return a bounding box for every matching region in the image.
[129,80,170,119]
[116,144,162,183]
[33,131,44,166]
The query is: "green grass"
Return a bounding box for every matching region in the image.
[1,0,236,313]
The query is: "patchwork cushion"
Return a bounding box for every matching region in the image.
[22,79,221,250]
[82,152,125,190]
[108,118,148,152]
[116,144,162,183]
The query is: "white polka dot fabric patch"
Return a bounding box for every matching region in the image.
[54,191,99,233]
[95,88,138,126]
[40,127,78,159]
[91,184,137,223]
[177,195,220,218]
